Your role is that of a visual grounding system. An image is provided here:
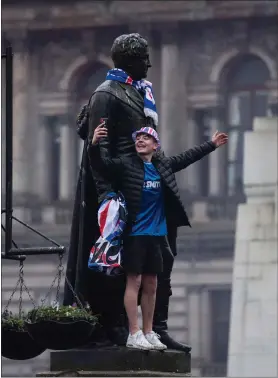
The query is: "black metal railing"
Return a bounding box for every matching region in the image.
[1,41,66,260]
[3,43,13,256]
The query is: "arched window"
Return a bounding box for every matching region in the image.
[224,54,270,195]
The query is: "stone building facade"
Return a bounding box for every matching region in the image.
[1,1,278,376]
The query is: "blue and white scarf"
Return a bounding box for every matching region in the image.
[106,68,158,126]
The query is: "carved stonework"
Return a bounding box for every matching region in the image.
[79,29,97,59]
[39,40,82,92]
[250,21,278,62]
[185,24,223,88]
[187,19,278,88]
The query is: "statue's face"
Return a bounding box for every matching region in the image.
[127,48,151,80]
[111,34,152,81]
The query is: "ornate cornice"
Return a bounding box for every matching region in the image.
[2,1,278,31]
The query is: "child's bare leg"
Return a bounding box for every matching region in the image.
[124,274,141,334]
[141,274,157,334]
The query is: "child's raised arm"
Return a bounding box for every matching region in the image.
[168,131,228,173]
[88,123,123,175]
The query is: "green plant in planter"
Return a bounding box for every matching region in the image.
[2,311,27,332]
[27,306,98,324]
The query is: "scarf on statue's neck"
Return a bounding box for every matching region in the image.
[106,68,158,126]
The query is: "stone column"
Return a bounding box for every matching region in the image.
[1,58,6,196]
[199,288,212,361]
[78,138,84,169]
[227,117,278,377]
[188,288,202,359]
[268,80,278,116]
[59,119,77,201]
[11,33,30,201]
[186,109,201,194]
[269,102,278,116]
[160,25,188,189]
[36,117,53,202]
[207,107,226,196]
[188,288,203,359]
[160,26,180,155]
[146,30,161,114]
[28,51,40,196]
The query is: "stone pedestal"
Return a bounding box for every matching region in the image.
[37,347,191,377]
[227,117,278,377]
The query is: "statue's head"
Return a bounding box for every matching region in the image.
[111,33,151,81]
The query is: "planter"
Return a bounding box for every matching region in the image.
[1,328,46,360]
[25,319,95,350]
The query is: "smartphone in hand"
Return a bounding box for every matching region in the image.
[100,118,108,128]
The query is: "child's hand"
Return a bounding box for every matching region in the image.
[92,123,108,145]
[212,130,228,147]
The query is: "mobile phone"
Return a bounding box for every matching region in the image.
[100,118,108,128]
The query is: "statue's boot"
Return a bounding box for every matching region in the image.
[153,239,191,354]
[87,272,128,347]
[153,288,191,354]
[105,313,129,346]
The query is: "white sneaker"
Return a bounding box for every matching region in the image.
[126,330,153,350]
[144,331,167,350]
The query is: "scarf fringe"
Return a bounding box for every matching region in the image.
[144,108,158,126]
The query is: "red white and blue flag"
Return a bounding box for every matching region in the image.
[88,192,127,275]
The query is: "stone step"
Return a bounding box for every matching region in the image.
[37,370,191,377]
[50,347,191,374]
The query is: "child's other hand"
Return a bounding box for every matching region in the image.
[92,123,108,145]
[212,130,228,147]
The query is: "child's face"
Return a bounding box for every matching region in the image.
[135,133,158,156]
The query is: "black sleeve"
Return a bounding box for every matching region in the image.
[168,141,216,173]
[87,90,119,175]
[88,143,123,176]
[88,91,115,147]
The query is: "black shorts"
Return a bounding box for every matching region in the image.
[123,235,165,275]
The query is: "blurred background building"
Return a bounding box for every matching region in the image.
[1,1,278,377]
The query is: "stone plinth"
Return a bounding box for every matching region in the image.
[37,371,189,377]
[47,347,190,375]
[227,117,278,377]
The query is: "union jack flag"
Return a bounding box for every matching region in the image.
[88,192,128,275]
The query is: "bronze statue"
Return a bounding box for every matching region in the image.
[64,33,191,353]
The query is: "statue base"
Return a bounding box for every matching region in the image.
[36,346,191,377]
[37,371,190,377]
